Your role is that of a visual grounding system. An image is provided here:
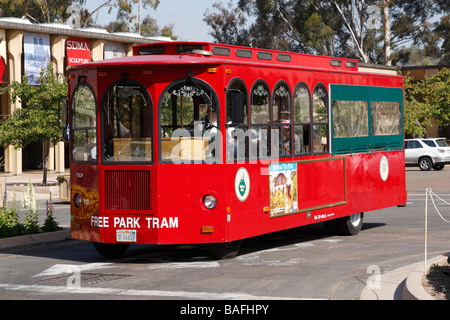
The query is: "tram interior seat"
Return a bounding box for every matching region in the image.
[161,137,208,161]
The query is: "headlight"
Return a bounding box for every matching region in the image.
[74,193,82,207]
[203,195,217,210]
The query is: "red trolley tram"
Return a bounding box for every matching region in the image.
[68,41,406,258]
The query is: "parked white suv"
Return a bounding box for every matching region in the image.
[405,138,450,171]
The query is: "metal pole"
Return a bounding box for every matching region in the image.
[424,188,431,273]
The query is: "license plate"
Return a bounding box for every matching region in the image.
[116,230,137,242]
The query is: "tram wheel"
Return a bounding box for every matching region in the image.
[207,240,242,260]
[92,242,130,258]
[323,212,364,236]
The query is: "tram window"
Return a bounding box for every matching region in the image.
[213,46,231,56]
[273,82,292,156]
[176,44,204,54]
[257,52,272,60]
[332,100,369,138]
[293,83,311,154]
[160,79,219,163]
[102,79,153,163]
[236,49,252,58]
[371,101,401,135]
[226,79,249,163]
[138,46,165,55]
[72,83,97,163]
[277,54,291,62]
[250,80,271,159]
[312,84,329,153]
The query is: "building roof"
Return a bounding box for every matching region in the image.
[0,17,170,44]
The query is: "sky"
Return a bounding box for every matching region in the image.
[88,0,237,42]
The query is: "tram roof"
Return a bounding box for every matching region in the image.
[132,41,361,72]
[67,53,225,71]
[68,41,365,74]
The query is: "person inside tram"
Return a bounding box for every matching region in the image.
[193,104,219,159]
[280,120,301,155]
[204,105,218,134]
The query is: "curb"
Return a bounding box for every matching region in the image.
[0,229,71,250]
[402,255,448,300]
[360,254,449,300]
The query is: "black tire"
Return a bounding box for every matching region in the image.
[92,242,129,258]
[419,157,432,171]
[323,212,364,236]
[207,240,242,260]
[433,164,445,170]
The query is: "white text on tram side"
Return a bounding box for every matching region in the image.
[90,216,178,229]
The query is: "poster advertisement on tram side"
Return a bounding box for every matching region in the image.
[269,162,298,217]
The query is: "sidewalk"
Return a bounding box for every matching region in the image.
[0,170,71,250]
[0,169,69,200]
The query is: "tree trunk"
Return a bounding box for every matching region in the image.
[42,141,49,186]
[383,0,391,66]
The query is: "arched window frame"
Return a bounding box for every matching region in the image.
[226,77,249,163]
[272,80,292,157]
[293,82,311,155]
[100,78,154,164]
[312,82,329,154]
[250,79,271,160]
[71,81,98,164]
[158,77,220,164]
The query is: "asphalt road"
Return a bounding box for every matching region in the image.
[0,167,449,302]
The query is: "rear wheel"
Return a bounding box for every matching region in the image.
[419,157,432,171]
[323,212,364,236]
[92,242,130,258]
[207,240,242,260]
[433,164,445,170]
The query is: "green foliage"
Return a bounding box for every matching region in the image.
[0,64,67,149]
[0,183,61,238]
[403,68,450,137]
[0,190,25,238]
[0,0,71,23]
[43,192,62,232]
[304,13,335,56]
[205,0,448,65]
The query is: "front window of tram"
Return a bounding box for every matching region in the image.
[160,79,219,163]
[102,79,153,162]
[72,84,97,163]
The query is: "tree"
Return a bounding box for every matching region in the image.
[0,0,72,23]
[205,0,444,65]
[139,16,178,40]
[403,68,450,137]
[0,64,67,185]
[204,1,250,46]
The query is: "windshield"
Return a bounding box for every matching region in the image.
[102,79,153,163]
[160,78,219,163]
